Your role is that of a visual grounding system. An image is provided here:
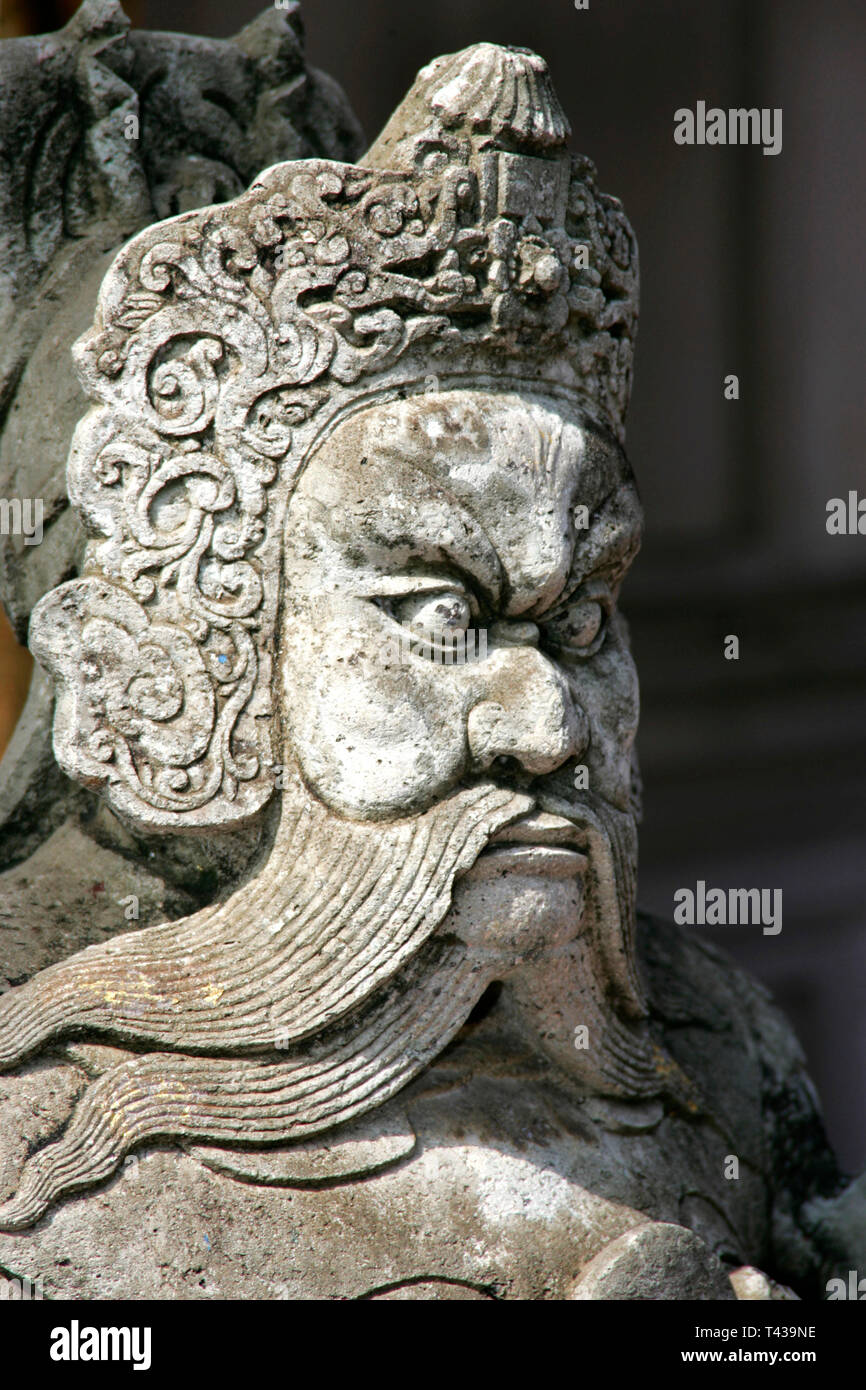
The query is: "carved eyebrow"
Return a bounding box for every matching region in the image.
[355,459,505,606]
[534,492,642,615]
[580,512,642,587]
[373,515,504,608]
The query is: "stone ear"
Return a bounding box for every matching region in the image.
[30,576,277,834]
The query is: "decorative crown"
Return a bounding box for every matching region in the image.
[30,43,640,833]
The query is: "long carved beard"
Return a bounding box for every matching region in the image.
[0,773,664,1230]
[507,794,661,1096]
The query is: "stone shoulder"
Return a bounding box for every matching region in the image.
[637,911,843,1292]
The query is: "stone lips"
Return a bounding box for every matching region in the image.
[29,41,639,834]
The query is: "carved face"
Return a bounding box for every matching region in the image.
[281,388,641,821]
[279,388,642,969]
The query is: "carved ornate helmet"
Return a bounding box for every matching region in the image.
[30,42,640,834]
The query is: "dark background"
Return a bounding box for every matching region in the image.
[4,0,865,1170]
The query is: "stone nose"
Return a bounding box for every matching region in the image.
[466,639,588,776]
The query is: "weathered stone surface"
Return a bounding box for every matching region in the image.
[0,19,862,1299]
[570,1223,737,1301]
[801,1171,866,1276]
[0,1012,776,1298]
[0,1059,87,1210]
[185,1102,417,1186]
[729,1266,799,1301]
[0,821,195,989]
[0,912,845,1298]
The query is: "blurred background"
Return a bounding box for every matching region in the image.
[2,0,864,1170]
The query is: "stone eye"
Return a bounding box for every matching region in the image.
[395,591,471,636]
[547,599,606,655]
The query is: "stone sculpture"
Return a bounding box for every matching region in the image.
[0,18,863,1299]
